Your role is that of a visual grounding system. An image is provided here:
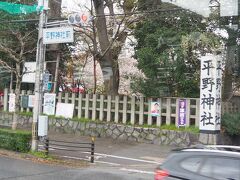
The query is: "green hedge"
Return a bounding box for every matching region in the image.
[0,129,31,152]
[222,113,240,136]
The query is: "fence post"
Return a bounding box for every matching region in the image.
[91,137,95,163]
[122,96,127,124]
[92,94,97,120]
[195,99,200,127]
[44,138,49,156]
[114,95,119,123]
[85,94,89,119]
[3,88,8,111]
[139,97,144,125]
[130,96,135,125]
[148,98,152,125]
[78,93,83,118]
[186,99,190,127]
[107,95,111,122]
[99,95,104,121]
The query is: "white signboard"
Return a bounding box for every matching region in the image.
[22,62,36,83]
[43,27,74,44]
[28,95,35,107]
[38,115,48,136]
[43,93,56,115]
[22,62,46,83]
[200,54,222,132]
[9,93,16,112]
[56,103,74,118]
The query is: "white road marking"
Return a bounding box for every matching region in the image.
[38,145,160,165]
[81,152,160,164]
[120,168,154,175]
[62,155,121,166]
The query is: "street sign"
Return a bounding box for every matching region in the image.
[43,71,50,92]
[43,27,74,44]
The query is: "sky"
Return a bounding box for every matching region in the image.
[162,0,238,17]
[62,0,238,17]
[61,0,90,12]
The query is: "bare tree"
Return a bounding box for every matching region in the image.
[71,0,138,95]
[0,28,36,130]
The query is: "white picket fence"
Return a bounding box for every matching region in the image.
[3,88,201,127]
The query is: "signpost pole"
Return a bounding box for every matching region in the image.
[32,0,48,151]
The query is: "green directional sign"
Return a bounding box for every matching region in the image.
[0,1,43,14]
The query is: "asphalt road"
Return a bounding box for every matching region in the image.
[0,156,154,180]
[0,131,174,179]
[46,131,173,172]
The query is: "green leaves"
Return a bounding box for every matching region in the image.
[222,113,240,136]
[0,128,31,152]
[133,9,205,97]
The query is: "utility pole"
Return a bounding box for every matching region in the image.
[32,0,48,151]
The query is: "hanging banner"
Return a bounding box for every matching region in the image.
[151,101,160,117]
[200,54,222,132]
[43,93,56,115]
[178,99,187,126]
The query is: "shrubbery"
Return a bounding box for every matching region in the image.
[0,128,31,152]
[221,113,240,136]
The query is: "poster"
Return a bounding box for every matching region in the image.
[56,103,74,118]
[178,99,186,126]
[43,93,56,115]
[151,101,160,117]
[9,93,15,112]
[28,95,35,107]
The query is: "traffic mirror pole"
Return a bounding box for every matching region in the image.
[32,0,48,151]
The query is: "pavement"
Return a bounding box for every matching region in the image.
[43,130,175,173]
[0,130,175,180]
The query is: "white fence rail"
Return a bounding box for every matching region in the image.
[3,88,201,127]
[3,88,240,127]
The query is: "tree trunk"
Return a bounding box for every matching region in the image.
[12,70,21,130]
[93,0,119,95]
[98,54,119,95]
[222,45,235,101]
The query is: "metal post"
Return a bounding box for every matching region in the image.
[32,0,48,151]
[44,138,49,156]
[53,52,60,93]
[90,137,95,163]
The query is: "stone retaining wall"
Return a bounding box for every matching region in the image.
[49,118,199,147]
[3,113,234,146]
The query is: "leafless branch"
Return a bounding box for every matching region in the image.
[0,43,19,62]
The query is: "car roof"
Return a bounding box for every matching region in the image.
[173,144,240,157]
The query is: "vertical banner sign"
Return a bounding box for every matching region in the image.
[178,99,187,126]
[43,93,56,115]
[200,54,222,132]
[151,101,160,117]
[9,93,15,112]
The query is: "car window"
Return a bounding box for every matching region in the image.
[180,157,203,173]
[199,157,240,180]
